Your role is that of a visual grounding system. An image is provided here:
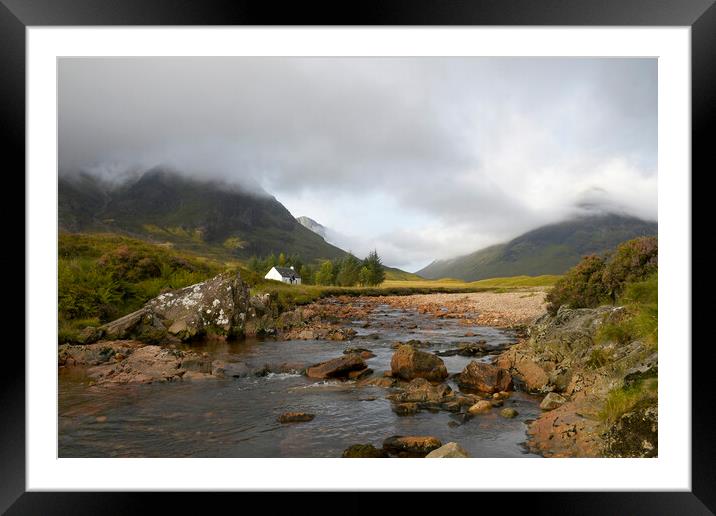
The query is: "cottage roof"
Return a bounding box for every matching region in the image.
[271,266,301,278]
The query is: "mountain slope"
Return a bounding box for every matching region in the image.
[417,214,657,281]
[59,168,347,262]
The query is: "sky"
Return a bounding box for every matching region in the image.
[58,57,657,272]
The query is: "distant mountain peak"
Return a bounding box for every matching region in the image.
[417,213,657,281]
[296,216,328,239]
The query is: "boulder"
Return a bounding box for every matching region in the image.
[500,408,519,418]
[211,360,251,378]
[467,400,493,415]
[382,436,442,457]
[342,444,389,458]
[540,392,567,411]
[87,345,187,385]
[458,361,513,394]
[277,412,315,423]
[390,345,448,382]
[393,403,419,416]
[425,442,470,458]
[344,347,376,359]
[94,272,252,344]
[387,378,455,404]
[306,355,367,379]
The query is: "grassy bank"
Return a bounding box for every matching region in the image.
[58,232,558,342]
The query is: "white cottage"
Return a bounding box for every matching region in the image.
[264,266,302,285]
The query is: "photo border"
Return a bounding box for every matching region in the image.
[5,0,714,512]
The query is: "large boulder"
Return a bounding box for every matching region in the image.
[458,361,513,394]
[387,377,455,404]
[390,345,448,382]
[92,272,253,344]
[382,436,442,457]
[87,345,188,384]
[306,355,367,379]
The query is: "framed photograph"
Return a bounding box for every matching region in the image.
[6,0,713,512]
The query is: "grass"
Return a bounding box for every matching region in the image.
[598,377,658,426]
[595,274,658,350]
[58,231,560,342]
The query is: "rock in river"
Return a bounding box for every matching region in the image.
[457,360,513,394]
[277,412,315,423]
[382,436,442,457]
[425,442,470,458]
[306,355,368,379]
[467,400,493,415]
[390,345,448,382]
[342,444,389,458]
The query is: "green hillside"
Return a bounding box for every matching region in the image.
[59,168,346,262]
[417,214,658,281]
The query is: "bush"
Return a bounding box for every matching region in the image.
[546,236,657,315]
[602,237,657,302]
[545,255,608,315]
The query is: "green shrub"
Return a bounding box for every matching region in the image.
[545,254,608,315]
[546,237,657,315]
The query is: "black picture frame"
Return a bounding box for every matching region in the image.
[4,0,714,513]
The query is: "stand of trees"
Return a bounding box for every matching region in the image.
[248,250,386,287]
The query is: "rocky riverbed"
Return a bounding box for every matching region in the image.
[59,273,656,458]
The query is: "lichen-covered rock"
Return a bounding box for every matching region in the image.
[58,341,145,367]
[390,345,448,382]
[602,400,657,458]
[425,442,469,458]
[500,408,519,419]
[382,435,442,457]
[91,272,253,344]
[458,361,513,394]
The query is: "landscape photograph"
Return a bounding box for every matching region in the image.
[57,57,658,459]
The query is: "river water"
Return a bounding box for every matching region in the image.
[59,302,542,457]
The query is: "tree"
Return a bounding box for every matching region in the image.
[315,260,334,286]
[278,252,287,266]
[362,250,386,286]
[300,264,314,285]
[336,254,362,286]
[358,266,371,286]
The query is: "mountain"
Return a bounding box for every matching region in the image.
[296,216,328,239]
[58,168,347,262]
[417,214,658,281]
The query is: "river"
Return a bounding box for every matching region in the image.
[59,301,542,457]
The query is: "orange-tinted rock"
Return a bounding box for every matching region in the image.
[277,412,315,423]
[306,355,367,379]
[458,361,513,394]
[390,345,448,382]
[382,435,442,457]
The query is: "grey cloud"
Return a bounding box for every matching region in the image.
[58,57,657,270]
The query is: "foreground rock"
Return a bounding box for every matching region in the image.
[342,444,389,458]
[494,305,658,457]
[382,436,442,457]
[457,361,513,394]
[425,442,470,458]
[306,355,368,380]
[83,273,255,344]
[87,345,201,385]
[277,412,315,423]
[540,392,567,411]
[390,345,448,382]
